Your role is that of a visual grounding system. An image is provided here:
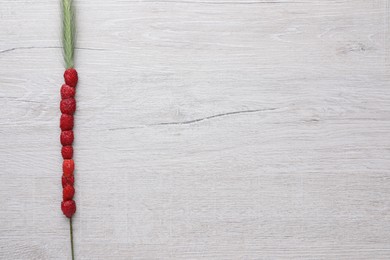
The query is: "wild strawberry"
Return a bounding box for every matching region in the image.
[63,185,75,200]
[63,159,75,177]
[60,114,74,131]
[62,175,75,187]
[60,130,74,146]
[61,146,73,159]
[61,200,76,218]
[64,68,78,87]
[61,84,75,99]
[60,98,76,115]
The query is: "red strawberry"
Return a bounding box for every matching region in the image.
[63,159,75,177]
[63,185,75,200]
[61,146,73,159]
[60,114,74,131]
[64,68,78,88]
[62,175,75,188]
[61,200,76,218]
[61,84,75,99]
[61,130,74,146]
[60,98,76,115]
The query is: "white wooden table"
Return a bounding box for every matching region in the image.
[1,0,390,259]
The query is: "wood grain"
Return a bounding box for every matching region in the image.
[0,0,389,259]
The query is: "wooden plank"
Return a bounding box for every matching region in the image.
[0,0,389,259]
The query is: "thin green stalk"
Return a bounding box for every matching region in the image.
[70,218,75,260]
[62,0,75,69]
[62,1,76,259]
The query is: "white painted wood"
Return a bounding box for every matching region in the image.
[1,0,390,259]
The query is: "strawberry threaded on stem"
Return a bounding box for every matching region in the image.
[61,200,76,218]
[60,98,76,115]
[61,146,73,159]
[60,130,74,146]
[60,114,74,131]
[64,68,78,87]
[63,185,75,200]
[62,175,75,188]
[61,84,76,99]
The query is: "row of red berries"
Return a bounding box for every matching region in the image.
[60,68,78,218]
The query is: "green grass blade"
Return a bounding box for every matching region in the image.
[62,0,75,69]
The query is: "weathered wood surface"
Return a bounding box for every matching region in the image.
[1,0,390,259]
